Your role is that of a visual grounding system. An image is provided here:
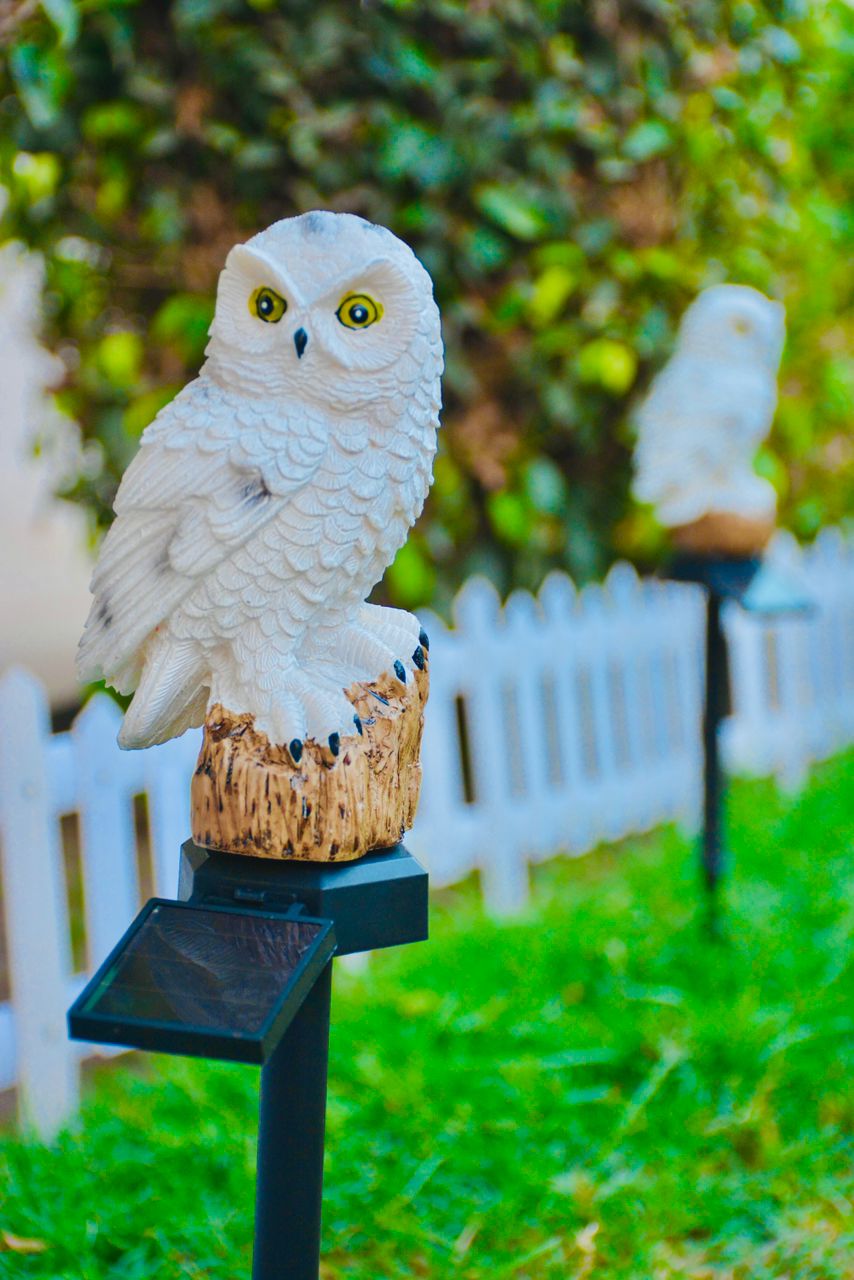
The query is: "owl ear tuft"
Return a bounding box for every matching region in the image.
[321,257,417,313]
[222,244,296,291]
[224,243,266,275]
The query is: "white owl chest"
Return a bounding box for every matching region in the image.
[179,393,435,638]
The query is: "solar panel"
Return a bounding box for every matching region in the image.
[68,899,336,1064]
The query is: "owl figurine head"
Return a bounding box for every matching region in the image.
[204,211,441,407]
[677,283,786,372]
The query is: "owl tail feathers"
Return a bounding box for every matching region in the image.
[117,636,209,750]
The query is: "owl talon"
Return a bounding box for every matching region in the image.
[419,628,430,652]
[328,732,340,756]
[353,714,363,735]
[412,645,425,671]
[289,738,303,764]
[393,659,406,684]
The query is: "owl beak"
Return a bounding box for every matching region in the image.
[294,327,308,359]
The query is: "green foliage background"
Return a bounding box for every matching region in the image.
[1,0,852,611]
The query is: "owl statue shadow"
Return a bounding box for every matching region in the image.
[77,211,443,863]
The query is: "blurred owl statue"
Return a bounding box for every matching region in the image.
[78,211,443,861]
[632,284,785,556]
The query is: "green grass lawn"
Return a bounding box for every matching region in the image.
[2,754,853,1279]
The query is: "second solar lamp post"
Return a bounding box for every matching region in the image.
[630,285,813,897]
[68,212,444,1279]
[668,552,811,894]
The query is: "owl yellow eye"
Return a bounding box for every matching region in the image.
[250,286,287,324]
[337,293,382,330]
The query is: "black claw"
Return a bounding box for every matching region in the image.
[371,691,389,706]
[289,738,303,764]
[394,659,406,683]
[412,645,425,671]
[328,732,340,756]
[419,627,430,652]
[353,714,363,736]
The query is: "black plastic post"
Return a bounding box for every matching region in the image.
[702,591,728,894]
[253,958,333,1280]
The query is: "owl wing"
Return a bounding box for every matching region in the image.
[77,378,328,693]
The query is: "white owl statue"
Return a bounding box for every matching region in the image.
[633,284,785,553]
[78,212,443,776]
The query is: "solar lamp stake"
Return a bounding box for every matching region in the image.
[702,590,728,896]
[253,958,333,1280]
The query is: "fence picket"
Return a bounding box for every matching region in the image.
[0,668,77,1134]
[72,696,141,973]
[539,573,594,853]
[452,578,532,914]
[144,734,200,898]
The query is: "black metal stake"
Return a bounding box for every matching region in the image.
[253,959,333,1280]
[702,590,728,895]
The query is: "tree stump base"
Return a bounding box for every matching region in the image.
[190,664,429,862]
[672,510,775,557]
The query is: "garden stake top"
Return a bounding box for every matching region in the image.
[78,210,443,863]
[633,283,786,558]
[69,213,439,1280]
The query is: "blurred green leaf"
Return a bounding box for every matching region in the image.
[475,186,551,242]
[527,265,577,328]
[95,174,131,220]
[97,332,144,389]
[487,491,533,547]
[152,295,214,365]
[11,151,61,204]
[40,0,79,46]
[623,120,672,162]
[9,45,67,128]
[576,340,638,395]
[140,191,185,244]
[384,539,436,608]
[523,457,568,516]
[83,101,144,142]
[379,123,457,187]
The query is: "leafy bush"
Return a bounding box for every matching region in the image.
[2,0,851,611]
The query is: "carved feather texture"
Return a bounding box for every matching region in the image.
[632,284,785,527]
[78,212,443,748]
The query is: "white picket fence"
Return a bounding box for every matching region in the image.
[1,528,852,1134]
